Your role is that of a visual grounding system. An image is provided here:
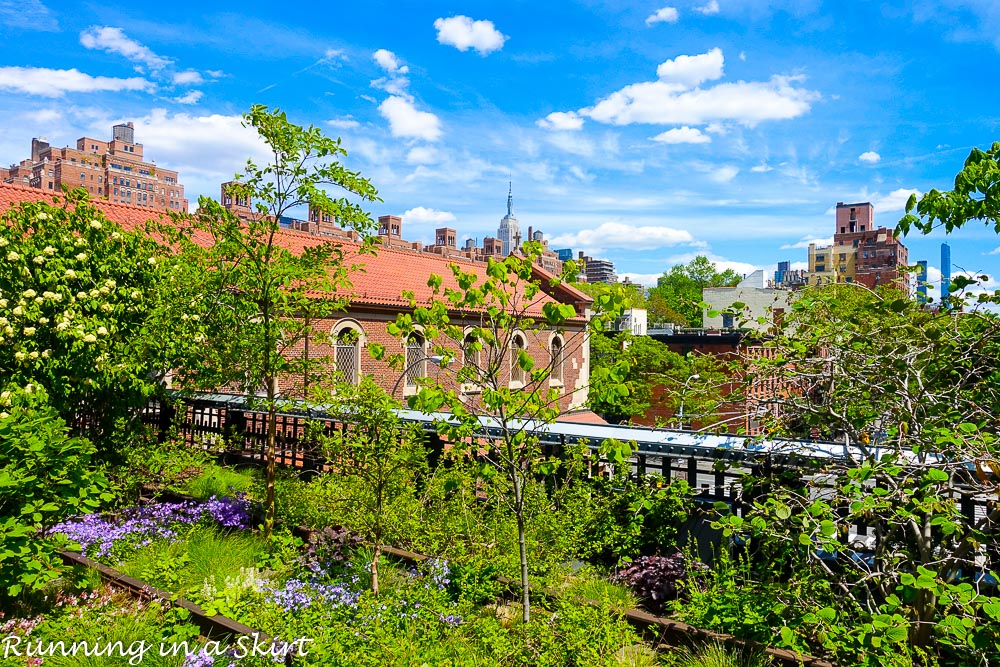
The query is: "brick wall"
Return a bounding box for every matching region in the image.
[276,306,590,413]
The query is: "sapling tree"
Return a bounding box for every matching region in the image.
[170,105,379,537]
[321,377,427,596]
[371,242,629,623]
[726,282,1000,660]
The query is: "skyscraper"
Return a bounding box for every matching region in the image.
[497,182,521,256]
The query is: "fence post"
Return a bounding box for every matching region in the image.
[157,400,176,444]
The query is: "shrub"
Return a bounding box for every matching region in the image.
[0,384,110,599]
[579,476,692,566]
[614,553,689,614]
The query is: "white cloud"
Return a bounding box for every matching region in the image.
[694,0,720,15]
[373,49,409,75]
[666,252,760,276]
[536,111,584,131]
[326,117,361,129]
[645,7,679,25]
[0,0,58,31]
[576,50,819,128]
[79,26,172,71]
[618,272,664,287]
[550,221,694,252]
[569,165,594,183]
[651,126,711,144]
[173,90,203,105]
[172,70,204,86]
[655,48,724,86]
[858,150,881,164]
[0,66,153,96]
[780,236,833,250]
[709,165,739,182]
[545,131,595,157]
[205,69,225,78]
[750,162,773,172]
[406,146,440,164]
[403,206,457,224]
[119,110,271,209]
[872,188,920,213]
[371,49,411,96]
[321,48,348,63]
[378,95,442,141]
[434,15,507,56]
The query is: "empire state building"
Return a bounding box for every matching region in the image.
[497,183,521,256]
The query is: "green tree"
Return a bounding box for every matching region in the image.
[371,243,628,623]
[321,377,427,596]
[649,255,741,327]
[0,191,173,453]
[588,332,727,425]
[899,141,1000,308]
[729,282,1000,659]
[898,141,1000,236]
[170,105,379,537]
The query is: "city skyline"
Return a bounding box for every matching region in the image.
[1,2,998,299]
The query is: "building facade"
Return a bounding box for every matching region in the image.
[703,269,795,333]
[578,252,617,284]
[1,123,188,213]
[831,202,909,290]
[497,183,521,257]
[0,181,596,416]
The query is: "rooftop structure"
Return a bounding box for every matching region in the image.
[1,123,188,213]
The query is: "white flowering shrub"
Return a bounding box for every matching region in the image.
[0,190,171,451]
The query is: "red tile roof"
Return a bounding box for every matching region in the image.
[0,183,589,320]
[556,410,609,425]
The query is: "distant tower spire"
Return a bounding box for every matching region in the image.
[506,180,514,218]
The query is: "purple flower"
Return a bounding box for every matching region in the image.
[265,578,360,613]
[183,648,215,667]
[47,497,254,561]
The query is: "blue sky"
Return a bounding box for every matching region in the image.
[2,1,1000,297]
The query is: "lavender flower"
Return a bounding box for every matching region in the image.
[48,496,254,560]
[265,578,360,614]
[183,648,215,667]
[425,558,451,591]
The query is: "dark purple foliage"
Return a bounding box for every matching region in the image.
[614,553,689,614]
[297,525,362,575]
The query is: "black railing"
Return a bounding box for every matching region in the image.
[137,394,997,574]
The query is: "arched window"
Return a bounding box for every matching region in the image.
[462,332,480,370]
[510,333,527,386]
[331,321,364,385]
[550,336,564,384]
[405,332,426,389]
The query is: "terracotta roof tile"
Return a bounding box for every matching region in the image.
[0,183,586,320]
[556,410,609,425]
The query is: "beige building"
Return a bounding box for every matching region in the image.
[703,269,796,333]
[807,242,856,286]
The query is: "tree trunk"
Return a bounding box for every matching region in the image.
[372,543,381,597]
[513,473,530,624]
[264,384,277,539]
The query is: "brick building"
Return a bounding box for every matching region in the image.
[0,182,595,415]
[1,123,188,214]
[808,202,909,290]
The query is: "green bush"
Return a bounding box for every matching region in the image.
[0,384,110,599]
[574,475,692,566]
